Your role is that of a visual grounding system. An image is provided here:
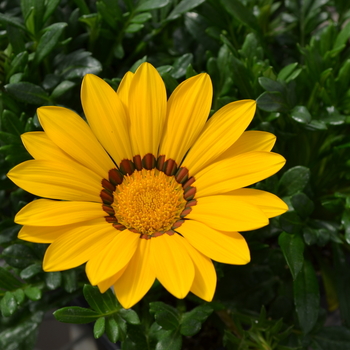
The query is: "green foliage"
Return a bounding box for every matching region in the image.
[0,0,350,349]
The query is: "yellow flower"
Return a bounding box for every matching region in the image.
[8,63,287,308]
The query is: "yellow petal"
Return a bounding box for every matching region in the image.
[226,188,288,218]
[21,132,73,162]
[216,131,276,161]
[18,224,80,243]
[97,266,127,294]
[150,233,194,299]
[159,73,212,164]
[187,195,268,231]
[177,220,250,265]
[37,106,115,179]
[43,220,116,271]
[81,74,133,164]
[129,62,167,157]
[194,151,286,198]
[114,239,155,308]
[86,230,139,286]
[15,199,105,226]
[7,160,102,202]
[117,71,134,111]
[182,100,256,175]
[180,238,216,302]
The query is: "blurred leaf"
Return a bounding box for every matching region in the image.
[129,56,147,73]
[290,105,312,124]
[312,327,350,350]
[0,267,23,291]
[155,329,182,350]
[257,91,289,112]
[278,166,310,196]
[280,211,304,234]
[20,262,42,279]
[291,192,314,218]
[294,259,320,334]
[135,0,170,12]
[180,304,213,336]
[333,21,350,50]
[2,244,37,269]
[258,77,285,93]
[278,62,298,82]
[278,232,305,279]
[94,317,105,339]
[83,285,119,314]
[131,13,152,23]
[43,0,61,22]
[123,324,149,350]
[167,0,205,21]
[341,209,350,243]
[34,22,67,65]
[119,309,140,325]
[171,53,193,79]
[5,82,50,105]
[62,269,78,293]
[24,286,42,301]
[125,23,144,33]
[13,288,25,304]
[54,307,100,324]
[0,13,27,31]
[0,291,17,317]
[45,271,62,290]
[0,320,38,349]
[50,80,75,100]
[149,302,180,331]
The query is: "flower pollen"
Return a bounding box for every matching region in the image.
[112,169,186,235]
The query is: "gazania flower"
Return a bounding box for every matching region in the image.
[8,63,287,308]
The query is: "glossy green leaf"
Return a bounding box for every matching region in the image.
[43,0,61,22]
[155,329,182,350]
[45,271,62,290]
[278,166,310,196]
[278,62,298,82]
[293,259,320,334]
[125,23,144,33]
[54,307,100,324]
[291,106,312,124]
[123,324,149,350]
[62,269,78,293]
[106,317,119,343]
[119,309,140,325]
[83,285,119,314]
[150,302,180,331]
[280,211,304,234]
[256,91,289,112]
[13,289,25,305]
[167,0,205,20]
[5,82,50,105]
[0,291,17,317]
[135,0,170,12]
[130,13,152,23]
[278,232,305,280]
[258,77,285,93]
[94,317,105,339]
[24,286,42,301]
[20,263,42,279]
[2,244,37,269]
[50,80,75,100]
[0,267,23,291]
[171,53,193,79]
[291,192,314,218]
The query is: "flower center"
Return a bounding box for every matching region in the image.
[111,169,186,235]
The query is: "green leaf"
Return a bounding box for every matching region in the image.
[149,302,180,331]
[50,80,75,100]
[333,21,350,50]
[7,51,28,79]
[0,320,38,349]
[278,166,310,196]
[291,192,315,218]
[115,313,127,341]
[24,286,42,301]
[5,82,50,105]
[155,329,182,350]
[119,309,140,325]
[258,77,285,93]
[13,289,25,304]
[290,106,312,124]
[129,56,147,73]
[341,209,350,244]
[257,91,289,112]
[54,307,100,324]
[167,0,205,21]
[2,109,24,135]
[123,324,149,350]
[94,317,105,339]
[43,0,61,22]
[0,13,27,31]
[332,243,350,328]
[106,316,119,343]
[180,304,213,336]
[0,291,17,317]
[125,23,144,33]
[312,327,350,350]
[20,263,42,279]
[293,259,320,334]
[83,284,119,314]
[62,269,78,293]
[278,232,305,280]
[131,13,152,23]
[2,244,37,269]
[279,211,304,234]
[135,0,170,12]
[221,0,259,31]
[277,63,299,82]
[171,53,193,79]
[34,22,67,65]
[0,267,23,291]
[45,271,62,290]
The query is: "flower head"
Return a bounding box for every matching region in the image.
[8,63,287,308]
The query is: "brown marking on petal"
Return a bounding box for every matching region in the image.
[180,207,192,217]
[175,167,189,184]
[120,159,135,175]
[105,216,117,223]
[151,231,163,238]
[186,199,197,207]
[184,186,196,200]
[113,223,126,231]
[183,177,195,190]
[164,159,177,176]
[102,179,116,193]
[108,168,123,185]
[128,228,139,233]
[103,205,115,215]
[100,189,113,204]
[133,155,142,170]
[142,153,156,170]
[157,155,165,171]
[172,220,184,229]
[140,234,151,240]
[165,230,175,236]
